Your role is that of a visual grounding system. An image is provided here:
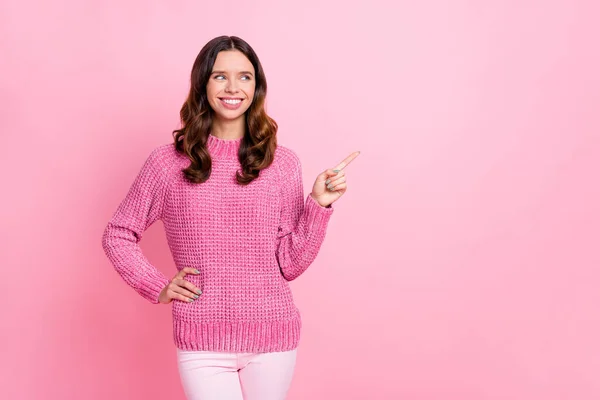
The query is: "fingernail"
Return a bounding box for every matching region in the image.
[325,179,331,184]
[188,298,194,302]
[333,169,340,173]
[194,269,200,274]
[327,184,333,190]
[193,294,199,299]
[197,289,202,294]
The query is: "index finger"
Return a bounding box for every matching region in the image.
[333,151,360,171]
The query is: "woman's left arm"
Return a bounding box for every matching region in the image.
[275,149,359,281]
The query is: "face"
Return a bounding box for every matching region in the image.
[206,50,256,122]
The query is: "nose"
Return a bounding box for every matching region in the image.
[225,80,239,93]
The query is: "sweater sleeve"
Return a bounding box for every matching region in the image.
[275,149,334,281]
[101,146,172,304]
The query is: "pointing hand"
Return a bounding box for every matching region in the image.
[310,151,360,208]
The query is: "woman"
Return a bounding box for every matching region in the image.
[101,35,359,400]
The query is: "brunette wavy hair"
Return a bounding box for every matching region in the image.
[172,36,278,185]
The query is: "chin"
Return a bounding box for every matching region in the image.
[219,107,250,119]
[216,111,246,121]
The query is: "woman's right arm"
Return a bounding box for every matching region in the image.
[101,146,171,304]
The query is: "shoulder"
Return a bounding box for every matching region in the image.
[274,144,302,172]
[149,142,186,164]
[141,142,184,177]
[149,142,180,162]
[273,144,304,190]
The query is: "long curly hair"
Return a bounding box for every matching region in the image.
[172,36,278,185]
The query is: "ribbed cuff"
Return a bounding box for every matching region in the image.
[138,270,170,304]
[304,194,334,231]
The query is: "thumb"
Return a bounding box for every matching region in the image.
[174,267,199,280]
[322,168,341,179]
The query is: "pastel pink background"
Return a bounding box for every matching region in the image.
[1,0,598,399]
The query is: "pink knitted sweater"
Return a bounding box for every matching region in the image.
[101,133,334,353]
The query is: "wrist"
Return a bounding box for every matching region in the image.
[310,192,331,208]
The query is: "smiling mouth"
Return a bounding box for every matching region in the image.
[219,98,243,105]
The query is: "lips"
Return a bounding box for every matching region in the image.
[218,97,244,110]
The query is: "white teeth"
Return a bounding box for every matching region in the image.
[222,99,241,105]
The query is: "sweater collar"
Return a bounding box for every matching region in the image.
[206,133,242,158]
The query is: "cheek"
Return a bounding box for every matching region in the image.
[246,85,256,103]
[205,84,219,108]
[206,82,217,98]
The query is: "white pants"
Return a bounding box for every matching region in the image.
[176,348,298,400]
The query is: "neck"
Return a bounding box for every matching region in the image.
[210,115,246,140]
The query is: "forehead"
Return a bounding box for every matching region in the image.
[212,50,254,73]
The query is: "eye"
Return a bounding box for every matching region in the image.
[213,74,252,81]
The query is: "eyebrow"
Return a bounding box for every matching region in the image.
[211,70,254,76]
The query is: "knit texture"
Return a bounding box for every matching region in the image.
[101,133,334,352]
